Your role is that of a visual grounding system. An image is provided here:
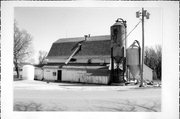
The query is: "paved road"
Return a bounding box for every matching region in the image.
[14,80,161,112]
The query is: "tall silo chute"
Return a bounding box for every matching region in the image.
[65,35,90,65]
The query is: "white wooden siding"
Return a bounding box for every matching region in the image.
[34,68,43,80]
[43,68,58,80]
[61,69,109,84]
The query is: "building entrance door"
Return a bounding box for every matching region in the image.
[57,70,62,81]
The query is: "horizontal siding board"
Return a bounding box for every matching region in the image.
[61,68,109,84]
[37,65,110,84]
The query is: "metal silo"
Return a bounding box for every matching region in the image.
[126,40,141,79]
[109,18,127,84]
[111,18,126,62]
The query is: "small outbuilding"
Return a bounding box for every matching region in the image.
[129,64,153,82]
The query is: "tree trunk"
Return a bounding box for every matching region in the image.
[15,63,19,78]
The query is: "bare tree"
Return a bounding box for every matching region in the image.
[14,21,33,78]
[155,45,162,80]
[38,50,48,65]
[144,45,162,80]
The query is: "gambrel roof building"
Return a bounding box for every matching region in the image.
[42,35,152,84]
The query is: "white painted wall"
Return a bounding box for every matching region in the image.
[62,69,109,84]
[143,65,153,81]
[41,65,110,84]
[43,68,58,80]
[34,68,43,80]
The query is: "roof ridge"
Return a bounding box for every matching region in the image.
[54,35,110,43]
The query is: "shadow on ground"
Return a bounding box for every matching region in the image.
[14,102,67,111]
[14,100,161,112]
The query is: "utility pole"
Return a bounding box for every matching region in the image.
[140,8,145,87]
[136,8,150,87]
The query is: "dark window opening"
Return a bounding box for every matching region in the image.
[53,72,56,76]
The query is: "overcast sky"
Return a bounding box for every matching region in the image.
[14,7,162,63]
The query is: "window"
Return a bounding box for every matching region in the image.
[87,59,92,64]
[53,72,56,76]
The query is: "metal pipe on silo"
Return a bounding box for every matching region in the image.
[124,20,128,82]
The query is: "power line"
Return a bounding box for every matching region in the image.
[126,20,142,38]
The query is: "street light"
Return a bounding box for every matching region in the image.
[136,8,150,87]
